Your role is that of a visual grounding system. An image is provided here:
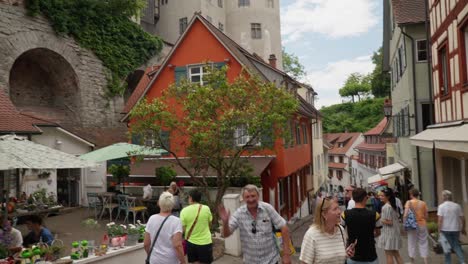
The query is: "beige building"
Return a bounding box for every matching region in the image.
[297,84,328,193]
[382,0,435,207]
[139,0,283,69]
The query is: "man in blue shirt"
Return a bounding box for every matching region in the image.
[23,215,54,246]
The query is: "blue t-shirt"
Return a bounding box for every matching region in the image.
[40,227,54,245]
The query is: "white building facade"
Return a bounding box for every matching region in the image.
[139,0,283,69]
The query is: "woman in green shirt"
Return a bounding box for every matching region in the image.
[180,189,213,264]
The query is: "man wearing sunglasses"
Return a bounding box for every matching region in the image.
[219,184,291,264]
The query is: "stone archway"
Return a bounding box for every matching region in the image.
[9,48,81,124]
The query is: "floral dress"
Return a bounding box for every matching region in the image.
[378,203,402,250]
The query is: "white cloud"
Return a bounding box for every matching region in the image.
[305,55,374,108]
[281,0,378,43]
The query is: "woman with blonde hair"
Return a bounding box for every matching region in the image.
[300,197,355,264]
[144,192,186,264]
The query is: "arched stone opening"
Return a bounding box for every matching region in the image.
[9,48,80,124]
[124,69,145,103]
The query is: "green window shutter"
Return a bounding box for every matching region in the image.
[160,131,170,155]
[261,126,274,148]
[131,134,142,145]
[213,62,226,69]
[175,66,187,85]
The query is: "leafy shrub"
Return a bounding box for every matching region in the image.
[155,166,177,186]
[26,0,163,97]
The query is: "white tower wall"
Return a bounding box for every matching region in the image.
[225,0,283,69]
[147,0,282,70]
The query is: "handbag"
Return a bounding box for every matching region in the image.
[183,204,202,255]
[404,201,418,231]
[145,215,171,264]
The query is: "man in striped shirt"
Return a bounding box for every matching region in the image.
[219,184,291,264]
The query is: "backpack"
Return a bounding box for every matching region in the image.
[404,202,418,230]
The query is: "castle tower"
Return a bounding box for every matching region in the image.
[140,0,282,70]
[225,0,282,70]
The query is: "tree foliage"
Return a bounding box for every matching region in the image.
[321,98,385,133]
[339,73,371,103]
[370,47,391,97]
[282,48,306,79]
[25,0,163,97]
[129,66,298,212]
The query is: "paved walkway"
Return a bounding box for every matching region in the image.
[215,213,468,263]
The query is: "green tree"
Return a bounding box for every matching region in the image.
[108,163,130,193]
[282,48,306,79]
[129,66,298,216]
[321,98,385,133]
[339,73,371,103]
[370,47,391,97]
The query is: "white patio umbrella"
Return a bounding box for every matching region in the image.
[0,134,95,170]
[79,142,166,162]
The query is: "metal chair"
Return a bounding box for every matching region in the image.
[86,192,102,219]
[99,193,118,222]
[116,194,147,224]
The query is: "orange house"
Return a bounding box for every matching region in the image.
[121,14,317,219]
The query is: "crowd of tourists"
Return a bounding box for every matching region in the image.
[302,185,466,264]
[141,182,466,264]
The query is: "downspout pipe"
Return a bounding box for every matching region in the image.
[424,0,438,206]
[400,28,423,194]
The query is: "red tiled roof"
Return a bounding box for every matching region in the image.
[324,132,362,155]
[0,89,41,133]
[328,162,347,169]
[392,0,427,25]
[355,143,386,152]
[364,118,388,136]
[20,112,58,127]
[123,65,161,114]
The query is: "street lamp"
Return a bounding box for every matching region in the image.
[383,99,392,118]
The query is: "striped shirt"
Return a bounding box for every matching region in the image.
[229,201,286,264]
[300,225,347,264]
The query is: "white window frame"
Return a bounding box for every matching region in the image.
[188,64,211,85]
[416,39,428,62]
[234,124,261,146]
[251,23,262,39]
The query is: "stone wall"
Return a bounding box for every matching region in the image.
[0,3,125,128]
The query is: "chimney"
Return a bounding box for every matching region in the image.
[268,54,277,68]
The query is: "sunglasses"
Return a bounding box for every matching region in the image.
[251,220,257,234]
[320,197,331,224]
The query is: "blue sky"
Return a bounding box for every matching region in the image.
[280,0,383,108]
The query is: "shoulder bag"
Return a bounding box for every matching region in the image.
[145,215,171,264]
[404,200,419,230]
[183,204,202,255]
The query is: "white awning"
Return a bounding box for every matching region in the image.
[410,126,459,149]
[368,174,383,184]
[378,162,406,176]
[0,135,95,170]
[434,124,468,152]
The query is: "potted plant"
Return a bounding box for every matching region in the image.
[126,224,140,246]
[106,222,126,248]
[137,220,146,243]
